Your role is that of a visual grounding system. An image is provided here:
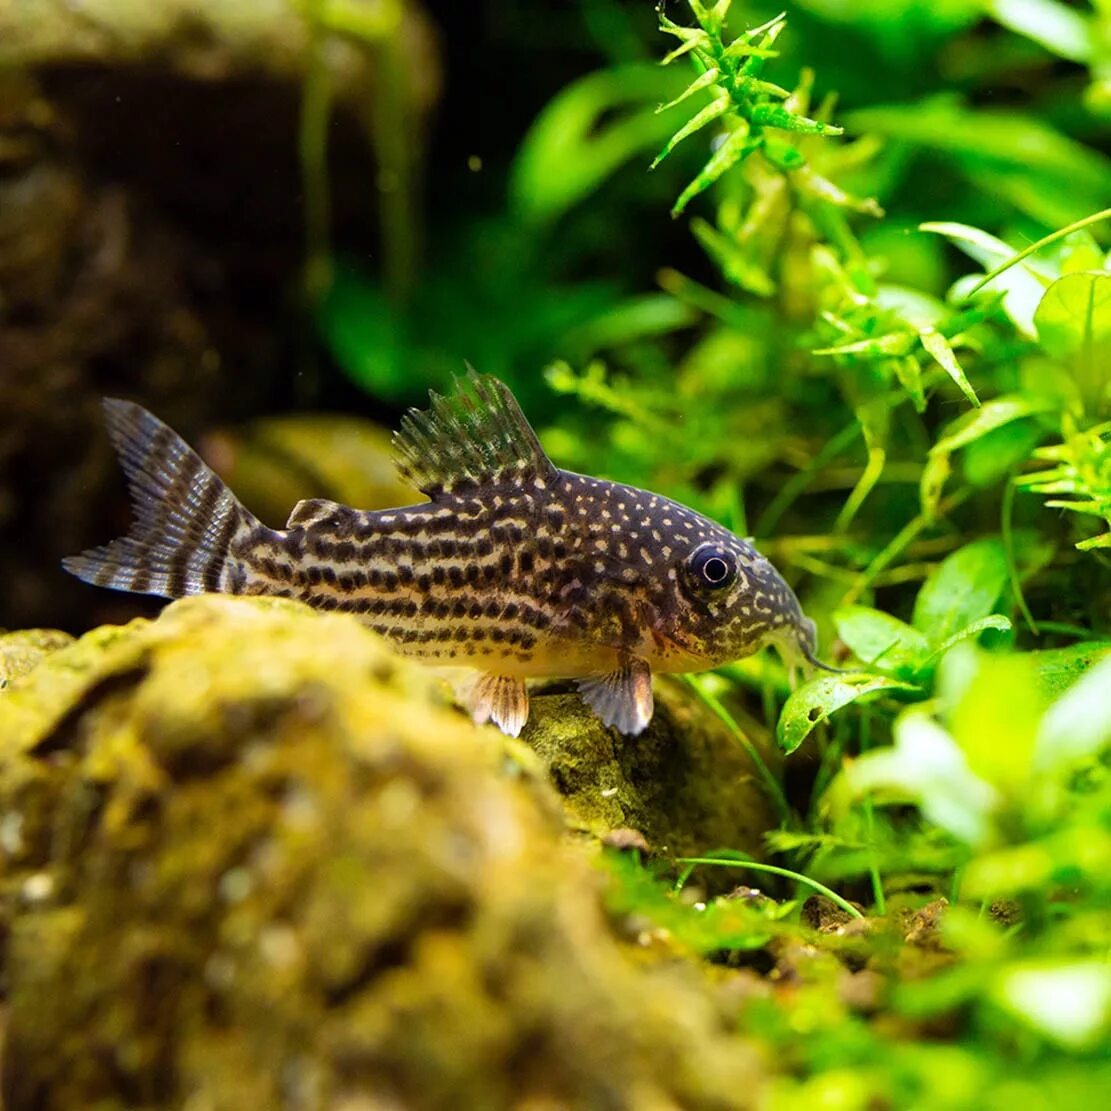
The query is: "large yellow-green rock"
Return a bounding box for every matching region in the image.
[0,596,761,1109]
[0,628,74,687]
[524,680,778,862]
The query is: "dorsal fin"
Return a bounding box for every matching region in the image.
[392,370,557,498]
[286,497,346,529]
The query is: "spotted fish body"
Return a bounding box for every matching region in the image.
[65,373,821,736]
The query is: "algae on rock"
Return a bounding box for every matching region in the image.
[0,629,73,687]
[524,677,778,863]
[0,596,761,1109]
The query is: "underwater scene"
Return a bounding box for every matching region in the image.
[1,0,1110,1107]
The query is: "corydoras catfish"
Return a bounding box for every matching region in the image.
[64,372,829,735]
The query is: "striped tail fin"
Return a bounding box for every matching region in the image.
[63,399,259,599]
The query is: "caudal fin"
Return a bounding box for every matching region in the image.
[63,399,258,599]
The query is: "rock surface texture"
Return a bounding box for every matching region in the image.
[525,679,776,864]
[0,596,761,1110]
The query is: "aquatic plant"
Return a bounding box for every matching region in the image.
[309,0,1111,1101]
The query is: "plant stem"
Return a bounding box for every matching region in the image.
[685,676,791,825]
[678,856,864,919]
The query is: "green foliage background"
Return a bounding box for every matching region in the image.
[309,1,1111,1105]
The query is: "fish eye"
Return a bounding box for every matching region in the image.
[689,544,737,590]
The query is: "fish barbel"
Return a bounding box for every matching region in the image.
[64,372,825,736]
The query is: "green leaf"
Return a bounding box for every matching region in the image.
[1034,271,1111,359]
[1034,272,1111,411]
[918,328,979,406]
[316,268,407,399]
[650,94,732,170]
[1077,531,1111,550]
[812,332,914,358]
[690,219,776,297]
[943,648,1043,793]
[922,615,1013,666]
[930,394,1058,457]
[672,127,761,216]
[777,674,920,754]
[919,450,951,519]
[839,711,999,847]
[657,68,721,113]
[833,606,930,678]
[962,420,1046,489]
[562,294,700,355]
[510,65,687,225]
[993,963,1111,1050]
[919,222,1050,335]
[985,0,1092,63]
[1028,641,1111,700]
[912,539,1010,646]
[1034,654,1111,772]
[749,103,842,136]
[857,102,1111,227]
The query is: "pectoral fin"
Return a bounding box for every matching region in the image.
[577,657,654,735]
[471,673,530,738]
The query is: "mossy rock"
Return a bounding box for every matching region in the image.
[0,628,74,687]
[0,596,760,1109]
[525,678,779,862]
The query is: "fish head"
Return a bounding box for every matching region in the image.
[656,525,816,670]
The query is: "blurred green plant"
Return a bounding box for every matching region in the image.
[555,3,1111,1102]
[300,0,1111,1102]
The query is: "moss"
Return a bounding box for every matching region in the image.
[0,596,761,1109]
[524,676,778,862]
[0,628,73,687]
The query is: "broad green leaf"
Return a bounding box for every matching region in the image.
[833,606,929,678]
[316,269,406,399]
[930,394,1058,457]
[562,294,699,354]
[985,0,1092,63]
[777,673,920,754]
[856,102,1111,226]
[919,222,1050,335]
[962,420,1045,489]
[510,65,686,224]
[876,284,948,330]
[912,539,1009,645]
[840,711,999,847]
[1034,271,1111,359]
[921,223,1035,269]
[1029,641,1111,699]
[1034,271,1111,411]
[1034,654,1111,772]
[993,963,1111,1050]
[925,395,1055,491]
[943,648,1043,793]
